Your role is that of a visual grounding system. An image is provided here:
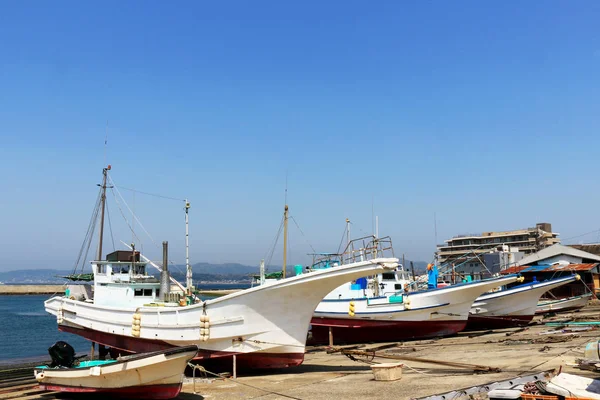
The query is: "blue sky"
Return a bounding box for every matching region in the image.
[1,1,599,271]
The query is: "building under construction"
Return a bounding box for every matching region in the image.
[436,222,560,278]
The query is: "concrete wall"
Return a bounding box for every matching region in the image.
[0,285,65,295]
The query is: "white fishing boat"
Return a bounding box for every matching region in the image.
[536,292,593,314]
[311,274,517,343]
[45,166,398,370]
[46,255,396,370]
[309,236,519,344]
[35,344,198,399]
[467,274,580,330]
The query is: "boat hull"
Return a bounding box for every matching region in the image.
[309,318,466,344]
[465,314,534,330]
[536,293,593,314]
[309,276,518,344]
[466,275,578,330]
[38,383,182,399]
[45,258,397,371]
[59,324,305,370]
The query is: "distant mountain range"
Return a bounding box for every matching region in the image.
[0,260,428,284]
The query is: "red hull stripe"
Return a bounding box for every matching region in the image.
[308,318,467,344]
[39,383,182,399]
[465,314,534,331]
[59,325,304,371]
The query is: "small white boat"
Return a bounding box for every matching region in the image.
[35,344,199,399]
[536,292,593,314]
[467,275,579,329]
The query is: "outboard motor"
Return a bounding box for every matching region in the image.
[48,341,76,368]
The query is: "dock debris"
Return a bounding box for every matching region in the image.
[327,346,501,373]
[412,370,555,400]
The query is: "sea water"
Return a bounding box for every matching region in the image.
[0,295,90,363]
[0,283,251,364]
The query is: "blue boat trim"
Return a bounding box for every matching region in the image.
[507,275,576,290]
[315,302,450,315]
[407,274,519,296]
[478,276,577,301]
[321,296,387,303]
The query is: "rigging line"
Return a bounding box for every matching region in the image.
[74,196,99,272]
[265,222,284,271]
[115,185,186,202]
[192,365,303,400]
[562,228,600,242]
[78,193,102,274]
[263,214,284,260]
[349,221,371,238]
[290,216,316,253]
[108,175,158,248]
[72,190,102,274]
[111,180,185,275]
[81,213,99,273]
[264,215,285,271]
[105,200,116,252]
[109,187,143,246]
[335,224,348,255]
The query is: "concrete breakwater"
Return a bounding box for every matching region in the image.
[0,285,65,295]
[0,285,242,296]
[196,289,241,297]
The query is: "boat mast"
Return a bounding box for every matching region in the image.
[282,204,288,278]
[96,165,110,261]
[185,200,192,294]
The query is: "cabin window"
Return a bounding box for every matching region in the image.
[134,289,143,296]
[133,265,146,275]
[395,284,403,290]
[119,265,130,274]
[143,289,153,296]
[96,264,106,274]
[382,273,396,280]
[155,289,160,298]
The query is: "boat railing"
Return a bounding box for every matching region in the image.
[310,236,395,268]
[340,235,395,265]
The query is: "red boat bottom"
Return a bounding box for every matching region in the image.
[39,383,182,399]
[308,318,467,345]
[59,325,305,371]
[464,314,534,331]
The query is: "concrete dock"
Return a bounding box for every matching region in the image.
[3,304,599,399]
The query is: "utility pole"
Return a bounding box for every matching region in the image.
[185,200,192,294]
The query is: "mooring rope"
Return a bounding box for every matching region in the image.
[187,363,303,400]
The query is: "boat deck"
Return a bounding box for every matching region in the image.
[4,301,600,400]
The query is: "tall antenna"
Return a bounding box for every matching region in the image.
[434,212,438,246]
[346,218,350,249]
[131,192,136,246]
[284,170,288,204]
[185,200,192,294]
[371,196,375,237]
[282,174,289,279]
[434,212,438,263]
[104,120,108,166]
